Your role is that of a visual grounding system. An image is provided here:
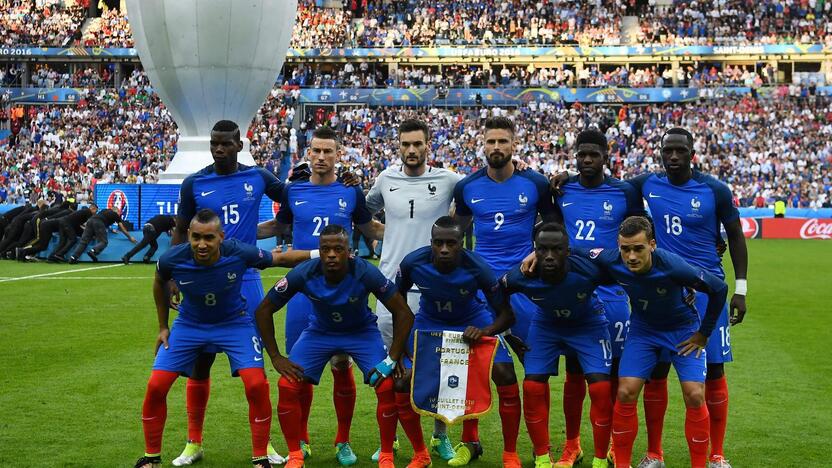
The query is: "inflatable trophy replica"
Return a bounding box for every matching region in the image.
[125,0,299,183]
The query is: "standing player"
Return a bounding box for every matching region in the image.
[452,116,557,467]
[256,126,383,466]
[627,128,747,468]
[170,120,286,466]
[503,223,616,468]
[365,119,464,461]
[254,224,415,468]
[134,209,316,468]
[540,129,646,467]
[588,216,729,468]
[394,217,515,468]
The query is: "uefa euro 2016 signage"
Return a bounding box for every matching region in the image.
[1,44,828,59]
[95,184,278,226]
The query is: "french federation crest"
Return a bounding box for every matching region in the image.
[447,375,459,388]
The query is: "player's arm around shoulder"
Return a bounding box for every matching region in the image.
[353,185,385,240]
[365,169,387,214]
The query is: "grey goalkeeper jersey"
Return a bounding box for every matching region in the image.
[367,165,463,280]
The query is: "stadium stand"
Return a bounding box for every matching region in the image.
[0,0,87,47]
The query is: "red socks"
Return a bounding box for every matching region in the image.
[239,369,272,458]
[277,377,303,453]
[375,378,397,453]
[298,382,313,442]
[142,370,179,454]
[331,365,357,444]
[643,378,668,459]
[461,419,479,443]
[185,378,210,443]
[611,400,638,467]
[685,405,710,468]
[706,376,729,459]
[588,381,613,459]
[563,372,587,441]
[522,380,550,456]
[395,392,426,452]
[497,384,521,453]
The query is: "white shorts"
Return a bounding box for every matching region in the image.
[376,289,421,349]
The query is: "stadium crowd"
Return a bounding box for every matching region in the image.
[0,0,87,47]
[636,0,832,46]
[280,62,783,89]
[4,0,832,50]
[345,0,624,47]
[2,83,831,209]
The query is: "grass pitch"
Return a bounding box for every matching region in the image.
[0,239,830,467]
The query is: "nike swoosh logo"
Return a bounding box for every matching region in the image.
[707,398,728,405]
[561,202,574,207]
[179,281,194,285]
[722,350,731,355]
[594,422,610,427]
[503,401,519,407]
[277,410,292,415]
[254,356,263,361]
[141,416,157,421]
[200,190,216,197]
[389,187,400,192]
[382,411,397,418]
[612,430,632,435]
[531,297,545,301]
[254,416,271,423]
[692,437,708,443]
[470,198,485,204]
[294,201,308,206]
[605,363,612,367]
[648,192,661,198]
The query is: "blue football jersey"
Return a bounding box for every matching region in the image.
[629,171,739,277]
[453,168,556,276]
[502,252,608,328]
[277,181,372,250]
[396,246,504,325]
[178,164,284,247]
[156,239,273,324]
[556,175,646,302]
[266,257,396,333]
[589,247,728,336]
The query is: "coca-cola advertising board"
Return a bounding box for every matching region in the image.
[750,218,832,239]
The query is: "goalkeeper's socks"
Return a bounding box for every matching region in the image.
[395,391,426,452]
[374,378,397,453]
[331,365,356,444]
[497,384,521,453]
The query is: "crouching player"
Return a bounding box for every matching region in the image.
[591,217,729,468]
[395,216,518,468]
[134,209,317,468]
[254,224,415,468]
[502,222,615,468]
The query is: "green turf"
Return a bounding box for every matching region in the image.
[0,239,830,467]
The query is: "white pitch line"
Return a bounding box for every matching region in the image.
[0,263,125,283]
